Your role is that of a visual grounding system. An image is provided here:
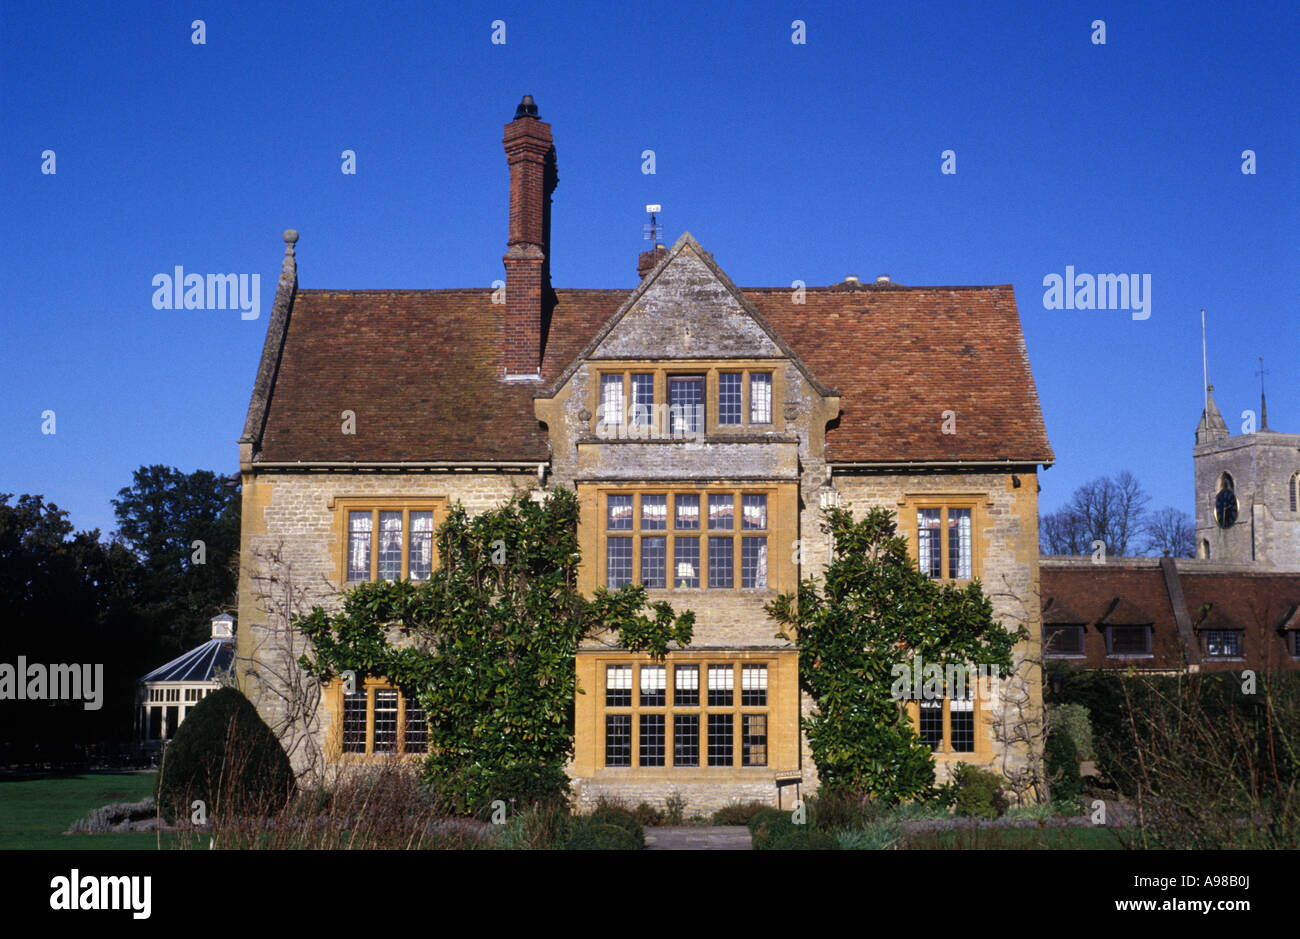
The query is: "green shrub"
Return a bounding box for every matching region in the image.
[711,801,771,826]
[631,802,665,827]
[465,762,571,819]
[950,764,1008,819]
[664,791,687,825]
[808,789,878,830]
[1049,702,1095,762]
[565,821,639,850]
[1045,727,1084,805]
[589,806,645,848]
[770,829,841,850]
[749,808,801,850]
[156,687,295,821]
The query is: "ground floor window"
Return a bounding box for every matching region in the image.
[600,659,773,770]
[337,681,427,755]
[910,694,981,756]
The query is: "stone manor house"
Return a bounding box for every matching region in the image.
[234,96,1054,810]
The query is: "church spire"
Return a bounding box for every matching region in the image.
[1196,383,1230,444]
[1258,355,1271,432]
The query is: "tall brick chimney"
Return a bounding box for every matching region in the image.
[502,94,557,379]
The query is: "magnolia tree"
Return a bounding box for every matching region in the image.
[766,505,1023,803]
[294,487,694,814]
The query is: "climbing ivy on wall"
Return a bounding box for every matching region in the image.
[295,487,694,813]
[766,505,1022,803]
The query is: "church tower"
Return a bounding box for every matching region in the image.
[1193,383,1300,570]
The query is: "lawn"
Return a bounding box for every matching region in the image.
[0,771,169,850]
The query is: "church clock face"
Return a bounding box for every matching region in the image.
[1215,487,1238,528]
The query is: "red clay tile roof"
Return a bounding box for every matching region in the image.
[250,282,1053,466]
[254,289,620,464]
[1041,561,1300,671]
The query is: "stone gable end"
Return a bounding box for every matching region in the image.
[591,244,782,361]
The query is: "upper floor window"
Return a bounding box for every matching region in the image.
[1106,625,1151,656]
[1204,630,1242,658]
[1290,471,1299,512]
[916,506,973,579]
[603,489,769,590]
[345,506,438,583]
[719,372,742,425]
[668,376,704,435]
[750,372,772,424]
[594,365,780,437]
[1044,624,1085,656]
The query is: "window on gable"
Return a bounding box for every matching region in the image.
[1291,471,1299,512]
[718,372,742,425]
[749,372,773,424]
[630,374,655,427]
[601,374,625,427]
[669,376,704,434]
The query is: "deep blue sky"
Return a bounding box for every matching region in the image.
[3,0,1296,537]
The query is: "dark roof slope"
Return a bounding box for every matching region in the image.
[255,289,620,464]
[251,282,1053,466]
[139,638,235,684]
[1041,560,1300,670]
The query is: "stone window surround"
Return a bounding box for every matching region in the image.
[328,495,449,586]
[903,694,993,761]
[600,659,772,771]
[590,360,786,437]
[897,493,991,583]
[327,677,427,761]
[599,486,775,592]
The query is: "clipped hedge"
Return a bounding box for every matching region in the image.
[156,687,294,821]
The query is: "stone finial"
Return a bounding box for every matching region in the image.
[284,229,299,256]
